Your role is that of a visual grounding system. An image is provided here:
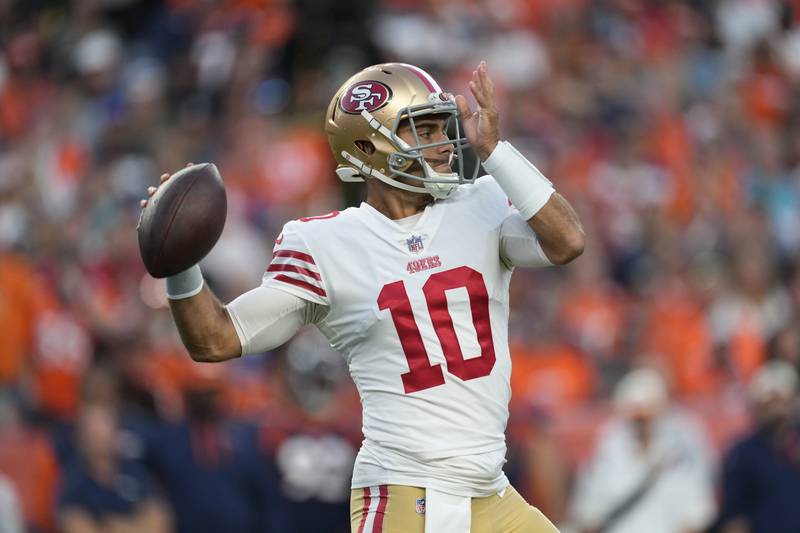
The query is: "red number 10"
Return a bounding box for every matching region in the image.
[377,266,496,393]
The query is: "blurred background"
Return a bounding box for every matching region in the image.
[2,0,800,532]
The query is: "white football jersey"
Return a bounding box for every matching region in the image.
[262,176,552,497]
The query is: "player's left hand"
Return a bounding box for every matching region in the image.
[455,61,499,161]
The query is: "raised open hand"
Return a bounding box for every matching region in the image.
[455,61,499,161]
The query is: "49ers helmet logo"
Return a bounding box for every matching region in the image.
[339,81,392,114]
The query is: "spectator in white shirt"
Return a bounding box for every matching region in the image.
[568,368,716,533]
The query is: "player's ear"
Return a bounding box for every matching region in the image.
[355,140,376,155]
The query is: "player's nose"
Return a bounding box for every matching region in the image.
[435,135,454,156]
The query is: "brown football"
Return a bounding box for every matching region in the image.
[137,163,227,278]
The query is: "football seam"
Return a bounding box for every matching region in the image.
[154,169,204,275]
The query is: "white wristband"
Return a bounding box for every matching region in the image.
[166,264,204,300]
[482,140,555,220]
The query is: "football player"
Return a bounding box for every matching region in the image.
[143,61,583,532]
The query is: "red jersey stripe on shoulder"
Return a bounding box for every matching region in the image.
[273,249,316,264]
[372,485,388,532]
[266,264,321,281]
[273,274,326,298]
[397,63,440,93]
[357,487,371,533]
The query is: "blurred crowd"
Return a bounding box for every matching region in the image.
[2,0,800,532]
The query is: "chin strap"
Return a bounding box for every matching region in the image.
[423,181,458,199]
[340,150,429,194]
[335,166,365,183]
[340,150,457,199]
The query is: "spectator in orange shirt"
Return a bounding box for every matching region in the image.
[639,272,718,397]
[510,339,595,414]
[709,243,791,383]
[0,393,59,532]
[31,306,93,421]
[558,244,628,365]
[0,252,42,386]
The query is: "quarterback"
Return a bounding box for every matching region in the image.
[144,61,583,532]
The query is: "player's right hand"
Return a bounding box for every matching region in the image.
[139,163,194,209]
[137,163,193,232]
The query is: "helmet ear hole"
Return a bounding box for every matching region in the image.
[355,140,376,156]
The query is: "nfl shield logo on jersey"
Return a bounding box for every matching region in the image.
[415,498,426,515]
[406,235,424,254]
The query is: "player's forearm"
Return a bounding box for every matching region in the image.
[168,284,241,362]
[482,140,584,264]
[528,192,584,264]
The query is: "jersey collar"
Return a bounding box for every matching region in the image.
[357,199,447,253]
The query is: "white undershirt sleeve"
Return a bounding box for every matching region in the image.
[225,286,327,355]
[499,211,553,269]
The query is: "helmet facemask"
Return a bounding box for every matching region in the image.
[356,93,480,199]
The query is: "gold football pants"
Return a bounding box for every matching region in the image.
[350,485,559,533]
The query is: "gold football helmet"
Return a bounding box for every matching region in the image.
[325,63,478,199]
